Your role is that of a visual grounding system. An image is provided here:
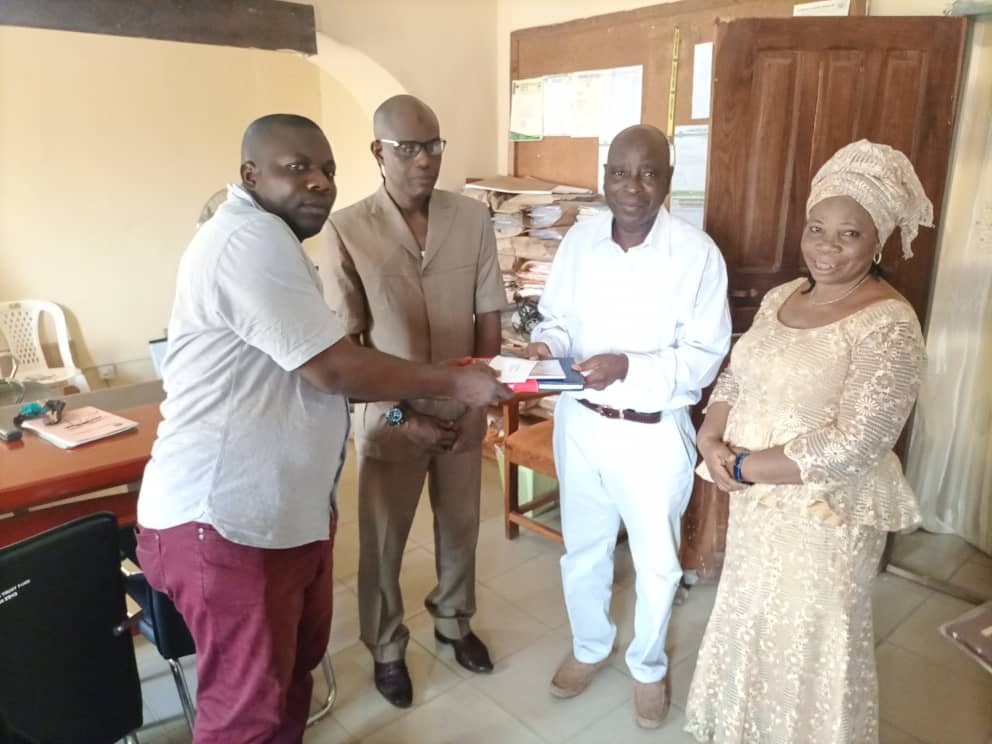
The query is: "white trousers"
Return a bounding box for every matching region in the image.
[554,395,696,683]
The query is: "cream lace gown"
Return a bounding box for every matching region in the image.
[684,279,926,744]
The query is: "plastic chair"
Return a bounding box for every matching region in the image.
[0,513,142,744]
[118,526,337,733]
[0,300,90,392]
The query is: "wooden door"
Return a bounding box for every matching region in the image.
[680,17,967,580]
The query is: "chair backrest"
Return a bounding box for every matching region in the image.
[0,300,76,376]
[148,337,168,380]
[0,513,143,743]
[119,525,195,661]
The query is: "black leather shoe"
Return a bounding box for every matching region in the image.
[434,630,494,673]
[374,660,413,708]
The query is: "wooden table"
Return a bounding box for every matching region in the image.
[0,383,163,546]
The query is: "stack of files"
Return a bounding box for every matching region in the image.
[488,355,585,392]
[21,406,139,449]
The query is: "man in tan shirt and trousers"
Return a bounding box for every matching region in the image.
[320,95,505,708]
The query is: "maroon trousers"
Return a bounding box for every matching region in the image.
[136,520,335,744]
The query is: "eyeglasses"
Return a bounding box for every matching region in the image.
[377,138,446,158]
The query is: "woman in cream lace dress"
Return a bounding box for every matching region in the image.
[684,140,932,744]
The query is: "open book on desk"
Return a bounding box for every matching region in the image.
[21,406,139,449]
[488,355,585,392]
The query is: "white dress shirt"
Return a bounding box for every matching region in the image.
[531,207,731,413]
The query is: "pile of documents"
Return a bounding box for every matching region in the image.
[464,176,604,355]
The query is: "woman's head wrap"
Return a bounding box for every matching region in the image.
[806,139,933,259]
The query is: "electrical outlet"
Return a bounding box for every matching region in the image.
[97,364,116,381]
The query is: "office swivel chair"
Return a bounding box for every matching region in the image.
[118,525,337,734]
[0,513,142,744]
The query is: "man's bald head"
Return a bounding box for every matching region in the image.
[607,125,671,169]
[372,95,439,140]
[603,125,673,248]
[241,113,323,163]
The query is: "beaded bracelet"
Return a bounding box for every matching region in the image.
[733,451,754,485]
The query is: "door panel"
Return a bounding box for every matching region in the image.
[681,17,966,580]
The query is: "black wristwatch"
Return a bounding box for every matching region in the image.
[385,404,407,427]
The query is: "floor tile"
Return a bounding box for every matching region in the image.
[889,530,979,582]
[329,585,362,656]
[360,681,544,744]
[469,629,630,743]
[950,556,992,601]
[329,638,462,739]
[888,594,992,687]
[606,582,707,679]
[333,519,361,585]
[877,642,992,744]
[407,582,551,678]
[879,720,925,743]
[872,572,932,643]
[482,550,569,629]
[668,652,698,711]
[304,714,354,743]
[474,514,560,582]
[571,700,699,744]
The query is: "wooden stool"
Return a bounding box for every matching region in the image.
[501,393,561,544]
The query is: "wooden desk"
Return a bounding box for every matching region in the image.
[0,384,163,546]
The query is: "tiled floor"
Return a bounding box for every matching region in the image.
[133,452,992,743]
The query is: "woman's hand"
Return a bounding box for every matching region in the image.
[698,436,746,492]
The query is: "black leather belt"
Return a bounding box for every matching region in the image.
[577,398,663,424]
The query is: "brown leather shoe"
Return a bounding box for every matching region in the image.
[374,660,413,708]
[633,677,670,728]
[549,651,612,699]
[434,630,494,673]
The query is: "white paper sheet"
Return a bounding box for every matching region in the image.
[793,0,851,15]
[691,42,714,120]
[510,77,544,141]
[542,74,575,137]
[600,65,643,144]
[571,69,609,138]
[670,125,710,229]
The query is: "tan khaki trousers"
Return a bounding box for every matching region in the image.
[357,448,482,662]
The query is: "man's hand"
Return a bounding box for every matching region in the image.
[447,363,511,407]
[400,411,457,454]
[524,342,553,360]
[698,436,745,492]
[573,354,629,391]
[449,407,489,453]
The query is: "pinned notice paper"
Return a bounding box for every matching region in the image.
[571,69,609,138]
[510,77,544,141]
[793,0,851,15]
[542,74,575,137]
[670,125,710,229]
[600,65,643,144]
[691,42,713,120]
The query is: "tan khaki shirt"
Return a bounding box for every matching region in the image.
[320,185,505,460]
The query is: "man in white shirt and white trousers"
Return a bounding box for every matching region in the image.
[526,124,730,729]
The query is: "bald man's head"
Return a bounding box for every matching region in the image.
[603,125,673,246]
[239,113,336,241]
[373,95,439,140]
[371,95,443,205]
[607,125,671,168]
